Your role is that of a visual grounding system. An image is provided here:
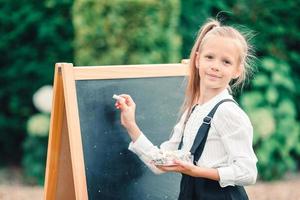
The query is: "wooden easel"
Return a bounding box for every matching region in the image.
[44,62,188,199]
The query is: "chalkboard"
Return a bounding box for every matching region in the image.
[44,62,189,200]
[76,77,185,199]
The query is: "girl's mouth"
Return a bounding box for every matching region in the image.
[206,73,221,78]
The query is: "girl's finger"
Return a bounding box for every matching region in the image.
[156,164,180,171]
[119,94,135,106]
[117,99,128,110]
[156,166,167,172]
[173,159,183,165]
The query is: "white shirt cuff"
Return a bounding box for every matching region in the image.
[128,132,155,156]
[217,167,235,187]
[128,133,165,175]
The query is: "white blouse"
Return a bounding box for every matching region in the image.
[128,89,258,188]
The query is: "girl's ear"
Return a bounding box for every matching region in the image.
[233,64,243,79]
[195,52,200,69]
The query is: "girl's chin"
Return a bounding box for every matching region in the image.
[204,78,220,85]
[202,82,226,90]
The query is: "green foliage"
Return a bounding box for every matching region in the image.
[241,57,300,180]
[0,0,73,165]
[22,113,50,185]
[180,0,218,58]
[22,135,48,185]
[180,0,300,180]
[73,0,181,65]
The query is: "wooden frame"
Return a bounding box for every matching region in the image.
[44,61,189,200]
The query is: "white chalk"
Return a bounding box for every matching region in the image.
[112,94,125,101]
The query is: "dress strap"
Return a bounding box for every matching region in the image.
[190,99,236,164]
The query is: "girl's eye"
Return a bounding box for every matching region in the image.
[223,60,231,65]
[205,55,213,59]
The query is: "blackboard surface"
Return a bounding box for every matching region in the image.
[76,77,186,200]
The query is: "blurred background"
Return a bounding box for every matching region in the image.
[0,0,300,199]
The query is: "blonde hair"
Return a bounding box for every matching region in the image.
[181,18,255,120]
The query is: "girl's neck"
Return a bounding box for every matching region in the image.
[197,86,226,105]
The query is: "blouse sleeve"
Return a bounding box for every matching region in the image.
[128,110,188,174]
[212,102,258,187]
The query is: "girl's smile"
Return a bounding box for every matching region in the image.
[205,73,221,80]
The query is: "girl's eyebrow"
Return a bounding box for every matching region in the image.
[222,55,236,62]
[222,56,232,60]
[202,51,215,55]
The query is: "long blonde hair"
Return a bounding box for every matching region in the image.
[180,18,255,123]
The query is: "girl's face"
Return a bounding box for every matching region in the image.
[196,36,242,91]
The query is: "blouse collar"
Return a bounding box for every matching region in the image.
[195,88,233,111]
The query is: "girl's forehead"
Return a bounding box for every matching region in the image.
[200,36,242,58]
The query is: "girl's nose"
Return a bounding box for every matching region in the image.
[210,62,220,71]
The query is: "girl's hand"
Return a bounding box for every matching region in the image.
[115,94,141,142]
[156,160,198,177]
[114,94,137,129]
[156,160,220,181]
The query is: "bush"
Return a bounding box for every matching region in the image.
[241,57,300,180]
[0,0,73,165]
[22,84,53,184]
[23,113,50,185]
[72,0,181,65]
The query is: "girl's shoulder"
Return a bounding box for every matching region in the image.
[214,100,252,125]
[212,100,253,135]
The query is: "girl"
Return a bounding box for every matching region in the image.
[114,19,258,200]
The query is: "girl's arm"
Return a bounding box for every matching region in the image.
[157,160,220,181]
[115,94,187,174]
[213,103,257,187]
